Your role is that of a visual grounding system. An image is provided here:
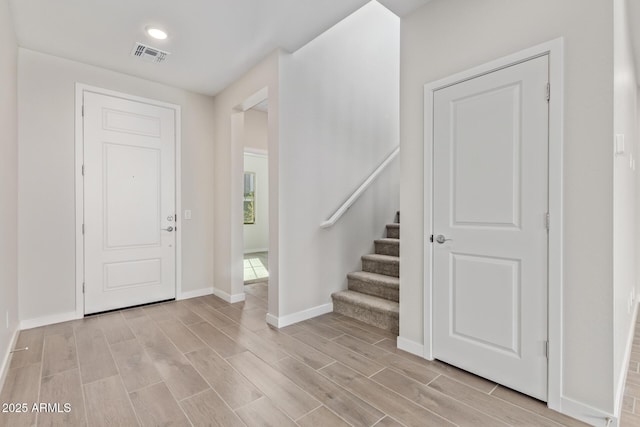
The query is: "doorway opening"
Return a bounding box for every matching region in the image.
[230,86,274,319]
[243,100,269,303]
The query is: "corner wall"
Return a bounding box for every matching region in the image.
[213,2,400,322]
[211,50,281,308]
[401,0,615,418]
[17,49,215,323]
[614,0,639,415]
[278,1,400,319]
[0,0,19,385]
[244,109,268,152]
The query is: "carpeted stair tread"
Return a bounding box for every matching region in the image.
[347,271,399,287]
[331,215,400,333]
[347,271,399,301]
[386,223,400,239]
[332,291,399,313]
[362,253,399,263]
[362,254,399,277]
[374,238,399,245]
[374,238,400,256]
[332,290,399,334]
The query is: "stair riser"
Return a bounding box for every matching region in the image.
[386,226,399,239]
[348,278,399,302]
[362,259,399,278]
[333,299,399,334]
[375,241,399,257]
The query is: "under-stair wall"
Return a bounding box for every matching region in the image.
[275,1,400,324]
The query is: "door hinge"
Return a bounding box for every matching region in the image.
[545,212,550,231]
[429,234,434,243]
[82,224,85,235]
[544,341,549,358]
[81,105,84,117]
[82,283,85,293]
[546,83,550,102]
[81,164,85,176]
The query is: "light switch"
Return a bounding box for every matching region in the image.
[184,210,192,220]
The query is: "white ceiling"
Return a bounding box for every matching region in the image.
[9,0,429,96]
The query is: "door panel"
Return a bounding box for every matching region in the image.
[103,259,162,290]
[451,254,520,355]
[451,83,521,228]
[102,108,162,136]
[432,55,549,401]
[84,92,176,314]
[104,143,161,248]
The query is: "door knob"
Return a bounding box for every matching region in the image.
[161,226,174,232]
[435,234,451,244]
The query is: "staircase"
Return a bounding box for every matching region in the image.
[331,216,399,334]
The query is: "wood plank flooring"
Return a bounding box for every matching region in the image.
[622,312,640,426]
[1,281,589,426]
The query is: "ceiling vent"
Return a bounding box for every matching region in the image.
[131,42,170,63]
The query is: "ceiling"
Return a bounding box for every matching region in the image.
[9,0,429,96]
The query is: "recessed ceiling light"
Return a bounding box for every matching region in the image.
[146,27,168,40]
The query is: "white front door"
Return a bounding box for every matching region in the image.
[83,92,177,314]
[432,55,549,400]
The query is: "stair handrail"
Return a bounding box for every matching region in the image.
[320,145,399,229]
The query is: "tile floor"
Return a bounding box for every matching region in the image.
[244,252,269,283]
[1,283,591,426]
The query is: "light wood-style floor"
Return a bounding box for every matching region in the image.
[1,282,589,427]
[621,311,640,426]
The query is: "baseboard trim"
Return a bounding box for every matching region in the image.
[244,248,268,254]
[265,313,279,328]
[614,301,639,422]
[213,288,245,304]
[266,303,333,328]
[559,396,615,427]
[20,311,80,330]
[397,336,427,358]
[0,328,20,395]
[178,287,214,300]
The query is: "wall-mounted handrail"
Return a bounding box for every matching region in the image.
[320,145,399,229]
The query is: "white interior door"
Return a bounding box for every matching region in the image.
[83,92,176,314]
[432,55,549,400]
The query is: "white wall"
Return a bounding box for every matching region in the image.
[278,1,400,317]
[18,49,215,323]
[401,0,615,418]
[212,50,281,307]
[614,0,639,413]
[244,153,269,253]
[244,109,268,152]
[213,2,400,319]
[0,0,19,385]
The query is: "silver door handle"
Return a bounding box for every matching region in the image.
[161,226,174,232]
[435,234,452,244]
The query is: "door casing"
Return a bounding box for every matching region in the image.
[423,38,564,411]
[75,83,183,317]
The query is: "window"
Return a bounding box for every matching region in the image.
[244,172,256,224]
